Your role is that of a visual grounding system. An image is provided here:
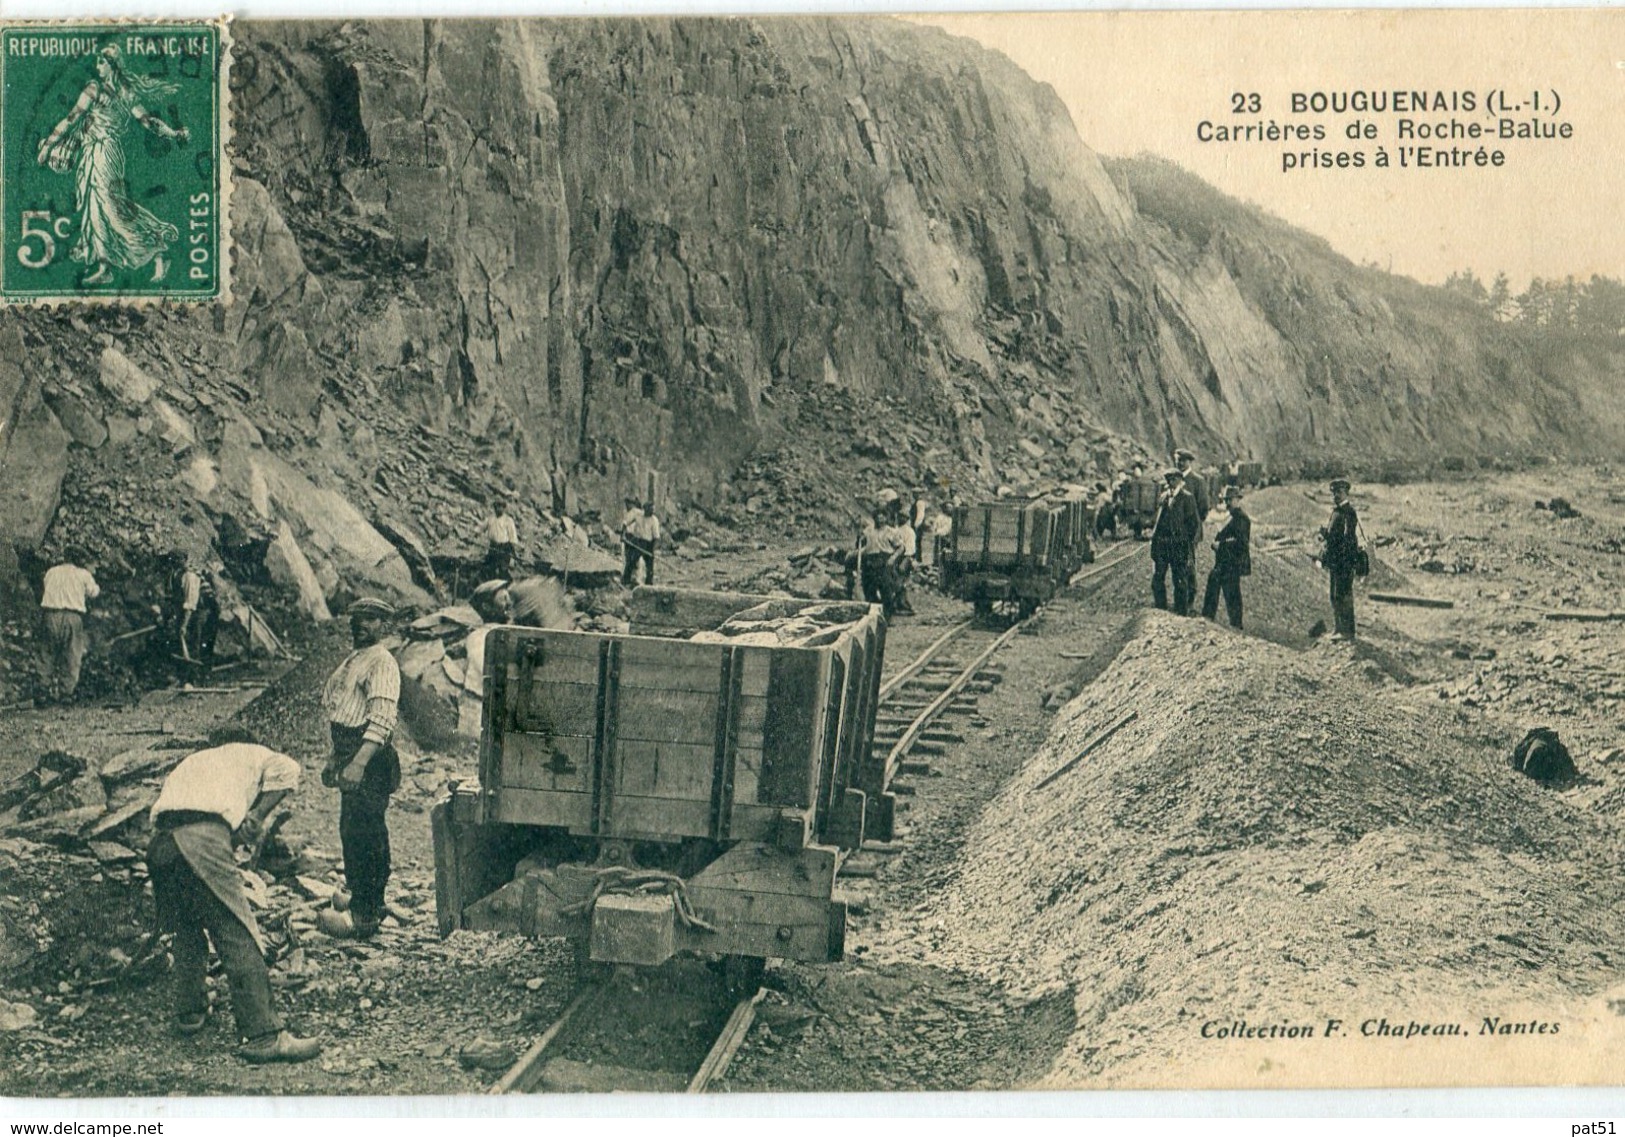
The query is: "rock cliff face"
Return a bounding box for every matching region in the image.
[2,16,1622,624]
[1112,156,1625,471]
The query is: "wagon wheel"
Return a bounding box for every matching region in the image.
[972,597,994,621]
[1016,596,1040,621]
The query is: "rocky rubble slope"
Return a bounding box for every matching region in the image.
[880,611,1625,1087]
[6,16,1625,697]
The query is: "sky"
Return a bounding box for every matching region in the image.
[916,10,1623,289]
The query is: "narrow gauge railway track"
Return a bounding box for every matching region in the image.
[493,971,763,1095]
[492,541,1147,1095]
[872,538,1147,800]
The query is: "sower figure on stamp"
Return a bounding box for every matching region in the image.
[1201,486,1251,629]
[36,45,189,286]
[321,598,403,940]
[1319,478,1361,642]
[1150,469,1200,616]
[146,727,321,1063]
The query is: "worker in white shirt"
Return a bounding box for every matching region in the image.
[147,727,321,1063]
[39,551,100,702]
[480,497,520,582]
[621,499,662,586]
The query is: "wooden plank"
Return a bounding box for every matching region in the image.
[1543,609,1625,622]
[614,688,721,744]
[733,746,762,806]
[1033,711,1140,791]
[492,985,602,1095]
[614,739,717,799]
[498,631,605,661]
[617,655,726,693]
[736,649,774,698]
[509,681,601,736]
[491,787,594,829]
[1369,593,1456,609]
[503,735,595,792]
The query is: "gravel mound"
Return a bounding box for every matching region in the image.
[883,611,1625,1086]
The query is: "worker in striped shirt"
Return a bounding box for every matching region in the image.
[321,597,402,939]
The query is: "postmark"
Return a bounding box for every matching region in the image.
[0,19,229,304]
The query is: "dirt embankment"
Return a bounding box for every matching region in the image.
[866,607,1625,1087]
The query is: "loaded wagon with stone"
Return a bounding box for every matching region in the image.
[431,588,887,985]
[1115,475,1162,539]
[937,494,1093,620]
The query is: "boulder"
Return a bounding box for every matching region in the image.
[49,390,108,449]
[98,347,159,407]
[150,398,197,451]
[265,521,333,621]
[396,639,446,683]
[0,400,70,549]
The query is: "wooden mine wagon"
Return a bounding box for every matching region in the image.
[937,496,1093,620]
[1116,476,1161,539]
[431,589,887,976]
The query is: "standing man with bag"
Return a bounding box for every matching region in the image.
[321,597,403,939]
[1319,478,1362,642]
[1201,486,1251,629]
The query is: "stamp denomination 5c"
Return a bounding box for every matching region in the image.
[0,20,229,304]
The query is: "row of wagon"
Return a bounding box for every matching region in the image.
[430,491,1110,978]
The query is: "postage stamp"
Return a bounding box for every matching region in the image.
[0,19,229,304]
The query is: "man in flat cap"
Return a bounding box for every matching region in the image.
[1318,478,1361,641]
[321,597,403,938]
[1201,485,1251,629]
[1150,468,1200,615]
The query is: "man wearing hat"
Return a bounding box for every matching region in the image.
[1319,478,1361,641]
[1173,448,1210,604]
[321,598,403,938]
[1149,468,1200,615]
[620,498,662,586]
[1201,486,1251,629]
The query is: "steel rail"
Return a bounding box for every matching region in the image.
[1066,538,1146,587]
[490,983,603,1094]
[877,617,976,701]
[687,988,766,1093]
[883,614,1030,786]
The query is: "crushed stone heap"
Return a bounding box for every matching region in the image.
[883,610,1625,1087]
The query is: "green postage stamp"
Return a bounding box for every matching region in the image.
[0,20,229,304]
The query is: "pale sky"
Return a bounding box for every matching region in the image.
[917,10,1623,289]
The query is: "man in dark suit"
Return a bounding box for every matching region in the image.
[1319,478,1361,641]
[1201,485,1251,629]
[1174,448,1210,608]
[1150,469,1200,615]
